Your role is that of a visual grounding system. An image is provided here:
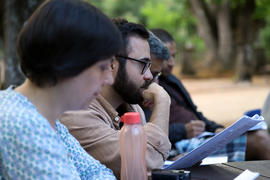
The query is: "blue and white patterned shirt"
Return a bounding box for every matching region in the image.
[0,87,116,180]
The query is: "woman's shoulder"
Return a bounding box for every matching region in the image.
[0,87,53,139]
[55,121,116,179]
[0,86,35,113]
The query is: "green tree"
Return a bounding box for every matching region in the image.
[90,0,203,51]
[90,0,144,22]
[88,0,270,80]
[257,0,270,60]
[190,0,269,81]
[90,0,203,74]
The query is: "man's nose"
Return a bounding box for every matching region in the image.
[168,58,175,66]
[143,68,153,81]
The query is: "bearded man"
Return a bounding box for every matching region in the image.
[60,18,171,179]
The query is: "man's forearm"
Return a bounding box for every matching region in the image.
[149,96,170,135]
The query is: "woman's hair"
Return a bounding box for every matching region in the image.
[17,0,122,87]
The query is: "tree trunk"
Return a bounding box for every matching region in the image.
[190,0,218,66]
[0,0,3,45]
[2,0,43,88]
[180,47,195,75]
[189,0,263,80]
[235,44,253,82]
[217,0,234,69]
[0,0,3,89]
[3,0,25,88]
[234,0,256,82]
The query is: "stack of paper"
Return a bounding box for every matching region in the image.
[164,115,263,170]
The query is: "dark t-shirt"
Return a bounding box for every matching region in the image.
[158,74,224,144]
[164,82,198,124]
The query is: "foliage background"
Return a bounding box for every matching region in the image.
[2,0,270,88]
[89,0,270,79]
[89,0,205,60]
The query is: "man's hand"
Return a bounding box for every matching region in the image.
[142,82,170,105]
[141,100,154,109]
[185,120,206,139]
[143,82,171,135]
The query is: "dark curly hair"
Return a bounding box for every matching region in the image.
[112,18,149,57]
[17,0,122,87]
[150,28,174,43]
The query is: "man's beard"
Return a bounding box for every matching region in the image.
[113,66,151,104]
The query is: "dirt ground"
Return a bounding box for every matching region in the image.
[179,76,270,127]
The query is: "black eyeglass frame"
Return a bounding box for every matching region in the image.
[116,55,152,74]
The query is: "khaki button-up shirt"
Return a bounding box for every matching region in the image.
[60,95,171,179]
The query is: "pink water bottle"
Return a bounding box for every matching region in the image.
[119,112,147,180]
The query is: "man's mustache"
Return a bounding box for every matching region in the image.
[141,80,152,89]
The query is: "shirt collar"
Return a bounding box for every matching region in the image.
[95,95,121,123]
[95,95,136,124]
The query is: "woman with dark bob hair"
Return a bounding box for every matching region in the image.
[0,0,122,179]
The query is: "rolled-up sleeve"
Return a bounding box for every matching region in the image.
[144,122,171,168]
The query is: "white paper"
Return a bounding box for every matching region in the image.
[163,156,228,169]
[163,160,174,167]
[248,117,267,131]
[234,169,260,180]
[164,115,263,170]
[200,155,228,165]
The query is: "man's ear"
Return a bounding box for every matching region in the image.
[111,63,114,70]
[111,57,118,70]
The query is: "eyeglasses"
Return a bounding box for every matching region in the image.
[116,55,151,74]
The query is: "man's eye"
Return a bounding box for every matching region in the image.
[138,62,146,68]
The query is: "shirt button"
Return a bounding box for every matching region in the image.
[114,116,120,122]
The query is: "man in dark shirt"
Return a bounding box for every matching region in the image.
[151,28,270,161]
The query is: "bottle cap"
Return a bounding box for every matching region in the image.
[121,112,140,124]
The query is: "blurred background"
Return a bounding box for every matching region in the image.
[1,0,270,126]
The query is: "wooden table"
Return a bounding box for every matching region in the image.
[186,160,270,180]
